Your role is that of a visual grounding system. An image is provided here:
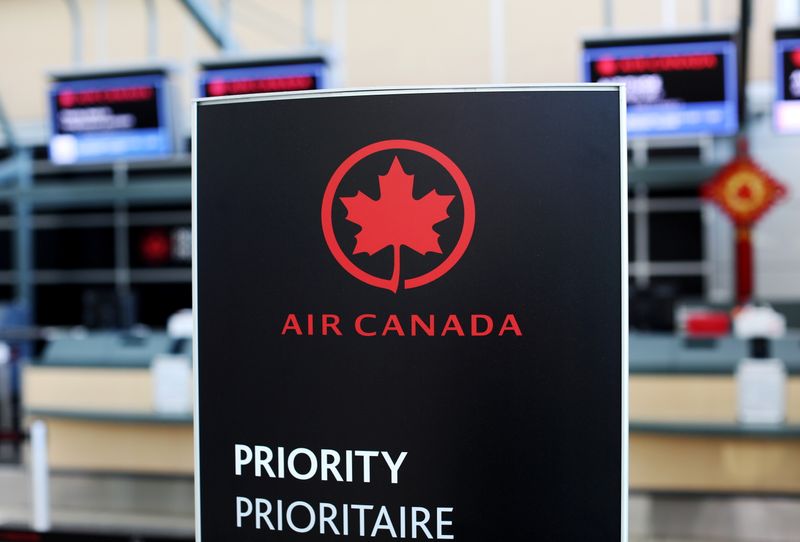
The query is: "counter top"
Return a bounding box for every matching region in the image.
[630,332,800,374]
[630,420,800,438]
[27,408,192,425]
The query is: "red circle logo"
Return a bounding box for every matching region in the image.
[596,56,618,77]
[207,78,227,97]
[58,90,76,108]
[792,48,800,69]
[321,139,475,293]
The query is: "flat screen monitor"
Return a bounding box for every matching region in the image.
[774,28,800,134]
[48,68,174,165]
[583,32,738,139]
[198,55,327,98]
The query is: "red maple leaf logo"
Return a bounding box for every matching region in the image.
[340,156,454,293]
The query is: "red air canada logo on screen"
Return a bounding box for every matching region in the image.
[321,139,475,293]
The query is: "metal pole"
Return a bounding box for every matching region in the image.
[145,0,158,59]
[177,0,239,52]
[0,99,18,152]
[65,0,83,66]
[634,182,650,289]
[603,0,614,30]
[737,0,752,130]
[331,0,347,88]
[13,149,33,317]
[113,163,131,300]
[95,0,108,64]
[220,0,233,51]
[0,344,11,462]
[30,420,51,532]
[700,0,710,25]
[489,0,506,84]
[303,0,316,47]
[661,0,677,28]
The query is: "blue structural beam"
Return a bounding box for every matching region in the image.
[0,98,20,183]
[0,99,18,152]
[0,160,19,184]
[13,149,33,315]
[178,0,238,52]
[0,97,33,312]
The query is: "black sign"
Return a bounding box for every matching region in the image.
[0,529,191,542]
[774,28,800,133]
[52,83,160,134]
[776,28,800,100]
[583,32,738,137]
[197,56,326,98]
[780,52,800,100]
[50,70,167,135]
[194,87,627,541]
[48,69,173,164]
[587,52,725,103]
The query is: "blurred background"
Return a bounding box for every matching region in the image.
[0,0,799,541]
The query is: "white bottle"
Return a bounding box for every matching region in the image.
[152,309,193,415]
[734,305,787,425]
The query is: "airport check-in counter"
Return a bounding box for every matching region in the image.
[22,332,194,474]
[629,332,800,494]
[21,331,800,490]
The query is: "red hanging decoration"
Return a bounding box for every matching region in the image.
[701,139,788,304]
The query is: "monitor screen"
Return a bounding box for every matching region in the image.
[198,56,326,98]
[583,33,738,138]
[48,70,174,165]
[774,28,800,134]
